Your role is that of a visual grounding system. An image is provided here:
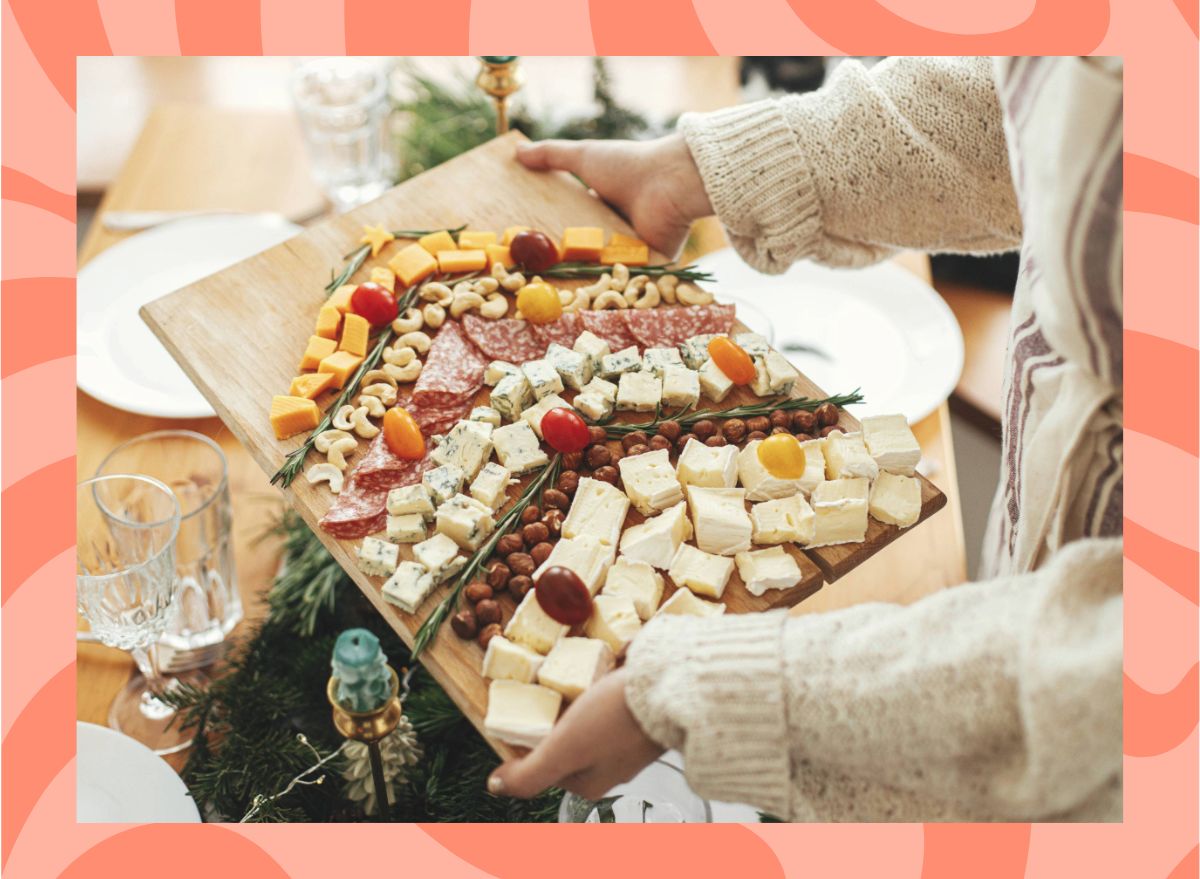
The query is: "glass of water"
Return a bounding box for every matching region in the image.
[77,474,192,754]
[291,57,391,212]
[96,430,242,672]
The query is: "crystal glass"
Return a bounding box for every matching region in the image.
[558,759,713,823]
[77,474,198,755]
[96,430,241,671]
[291,57,391,212]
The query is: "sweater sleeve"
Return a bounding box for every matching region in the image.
[624,537,1122,821]
[678,56,1022,273]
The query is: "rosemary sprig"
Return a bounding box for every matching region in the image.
[603,389,865,438]
[540,262,716,284]
[328,225,468,293]
[412,454,562,659]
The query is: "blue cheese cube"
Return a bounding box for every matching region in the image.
[698,358,734,403]
[430,420,494,482]
[381,561,435,613]
[521,359,564,401]
[545,343,592,391]
[573,391,613,423]
[422,463,465,506]
[661,365,700,409]
[470,461,512,510]
[484,360,522,386]
[580,376,618,402]
[490,373,532,423]
[435,493,495,551]
[616,371,661,412]
[600,346,641,379]
[734,332,770,357]
[679,334,719,369]
[386,513,427,544]
[387,483,434,519]
[469,406,502,427]
[572,330,610,377]
[356,536,400,577]
[750,349,800,397]
[492,422,550,474]
[641,346,684,377]
[521,394,571,438]
[412,532,463,583]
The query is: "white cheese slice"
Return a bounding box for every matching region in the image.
[798,438,826,496]
[412,532,462,583]
[490,373,533,423]
[484,680,562,748]
[356,536,399,577]
[545,342,593,391]
[750,493,816,545]
[676,438,738,488]
[737,439,803,501]
[520,393,572,439]
[492,421,550,474]
[469,461,513,510]
[698,358,734,403]
[584,593,642,654]
[809,478,870,547]
[505,589,568,654]
[861,414,921,475]
[868,470,921,527]
[602,557,664,620]
[573,330,611,377]
[657,587,725,617]
[661,364,700,409]
[734,546,803,597]
[482,635,544,684]
[430,419,494,482]
[386,513,427,544]
[616,371,662,412]
[667,542,735,599]
[381,560,435,613]
[561,477,630,548]
[822,431,880,481]
[532,534,613,596]
[686,486,752,556]
[536,637,615,700]
[387,483,434,519]
[618,448,684,516]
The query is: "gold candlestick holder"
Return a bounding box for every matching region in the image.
[327,666,402,820]
[476,56,524,135]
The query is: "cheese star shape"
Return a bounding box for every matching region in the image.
[360,224,395,257]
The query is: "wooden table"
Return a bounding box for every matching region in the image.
[75,104,967,769]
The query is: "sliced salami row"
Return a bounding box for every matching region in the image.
[461,314,543,362]
[623,304,737,348]
[412,320,487,408]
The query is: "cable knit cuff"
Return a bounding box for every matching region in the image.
[624,610,793,819]
[679,100,823,274]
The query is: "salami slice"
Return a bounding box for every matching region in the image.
[580,310,640,352]
[461,314,543,362]
[319,481,389,539]
[529,312,582,351]
[623,303,737,348]
[412,320,487,407]
[350,398,469,491]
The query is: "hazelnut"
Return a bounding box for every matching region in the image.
[450,609,478,640]
[815,402,840,427]
[691,419,716,440]
[522,522,550,545]
[530,541,554,565]
[676,433,699,451]
[477,623,502,649]
[586,444,612,468]
[656,421,682,442]
[593,465,619,485]
[485,561,510,590]
[791,410,816,433]
[506,552,536,576]
[496,533,525,556]
[771,425,791,435]
[746,416,771,434]
[464,581,493,604]
[648,435,672,451]
[587,426,608,446]
[607,446,623,465]
[541,508,565,536]
[520,505,542,525]
[508,575,533,599]
[722,418,747,443]
[770,410,792,429]
[542,488,570,510]
[475,599,502,626]
[626,443,649,457]
[621,431,649,452]
[819,424,841,438]
[746,430,768,443]
[556,470,580,496]
[705,434,728,447]
[794,432,814,443]
[562,450,584,471]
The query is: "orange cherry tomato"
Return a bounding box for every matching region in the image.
[757,433,807,479]
[516,282,563,324]
[383,407,425,460]
[707,336,756,385]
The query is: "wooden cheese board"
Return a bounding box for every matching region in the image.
[142,131,945,758]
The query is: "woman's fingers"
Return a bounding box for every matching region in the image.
[488,743,575,799]
[515,139,586,174]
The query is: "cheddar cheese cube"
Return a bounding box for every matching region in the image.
[270,395,320,440]
[600,244,650,266]
[315,303,341,340]
[369,266,395,292]
[417,230,457,255]
[485,244,513,270]
[458,230,497,249]
[610,232,645,248]
[299,335,338,371]
[318,350,364,390]
[388,243,439,287]
[289,372,337,399]
[339,312,370,356]
[502,225,530,245]
[561,227,604,261]
[438,249,487,274]
[328,285,357,314]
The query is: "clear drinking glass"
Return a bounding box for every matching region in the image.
[77,474,197,754]
[558,759,713,823]
[291,57,391,212]
[96,430,242,671]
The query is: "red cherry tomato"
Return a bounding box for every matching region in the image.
[350,282,398,327]
[382,407,425,460]
[540,407,590,453]
[535,565,593,625]
[509,230,560,273]
[707,336,756,385]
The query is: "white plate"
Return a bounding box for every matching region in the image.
[78,213,302,419]
[76,722,201,822]
[700,249,963,424]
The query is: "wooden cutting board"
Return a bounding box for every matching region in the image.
[143,131,944,758]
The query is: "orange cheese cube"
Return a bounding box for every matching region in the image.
[369,266,396,292]
[289,372,337,399]
[561,227,604,261]
[339,312,370,357]
[315,303,341,339]
[485,244,513,270]
[418,230,457,255]
[270,395,320,440]
[437,249,487,274]
[388,243,438,287]
[502,225,530,245]
[458,230,497,249]
[299,335,338,371]
[610,232,646,248]
[318,350,365,390]
[328,285,357,314]
[600,244,650,266]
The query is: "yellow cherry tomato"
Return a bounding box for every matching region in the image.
[516,282,563,324]
[383,407,425,460]
[757,432,807,479]
[707,336,756,385]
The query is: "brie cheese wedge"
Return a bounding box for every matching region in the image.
[536,637,614,700]
[562,477,630,548]
[532,533,613,595]
[505,590,568,654]
[734,546,803,597]
[809,478,870,547]
[618,501,692,569]
[861,414,921,475]
[697,358,734,403]
[657,587,726,617]
[584,594,642,654]
[822,431,880,481]
[484,680,562,748]
[750,493,816,545]
[482,635,544,684]
[667,542,735,599]
[737,439,803,501]
[618,448,684,516]
[602,557,664,619]
[868,470,921,527]
[676,438,738,488]
[686,485,752,556]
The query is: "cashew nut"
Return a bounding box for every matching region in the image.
[453,280,476,297]
[361,369,398,390]
[398,331,431,353]
[369,267,396,292]
[623,275,650,304]
[631,281,661,309]
[677,283,715,306]
[479,294,508,319]
[475,277,500,294]
[422,302,446,329]
[391,307,423,335]
[332,405,357,430]
[500,271,525,293]
[591,290,628,310]
[383,345,416,367]
[418,282,453,306]
[361,383,397,405]
[314,430,358,470]
[558,287,574,306]
[305,463,345,493]
[450,290,485,318]
[562,288,590,313]
[357,394,387,417]
[491,261,510,280]
[349,406,379,438]
[657,274,679,304]
[610,263,630,292]
[384,360,422,383]
[578,275,612,302]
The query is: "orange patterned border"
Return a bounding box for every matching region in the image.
[2,1,1196,875]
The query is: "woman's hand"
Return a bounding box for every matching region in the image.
[516,134,713,260]
[487,668,665,801]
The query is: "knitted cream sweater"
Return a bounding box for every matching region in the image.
[624,57,1124,822]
